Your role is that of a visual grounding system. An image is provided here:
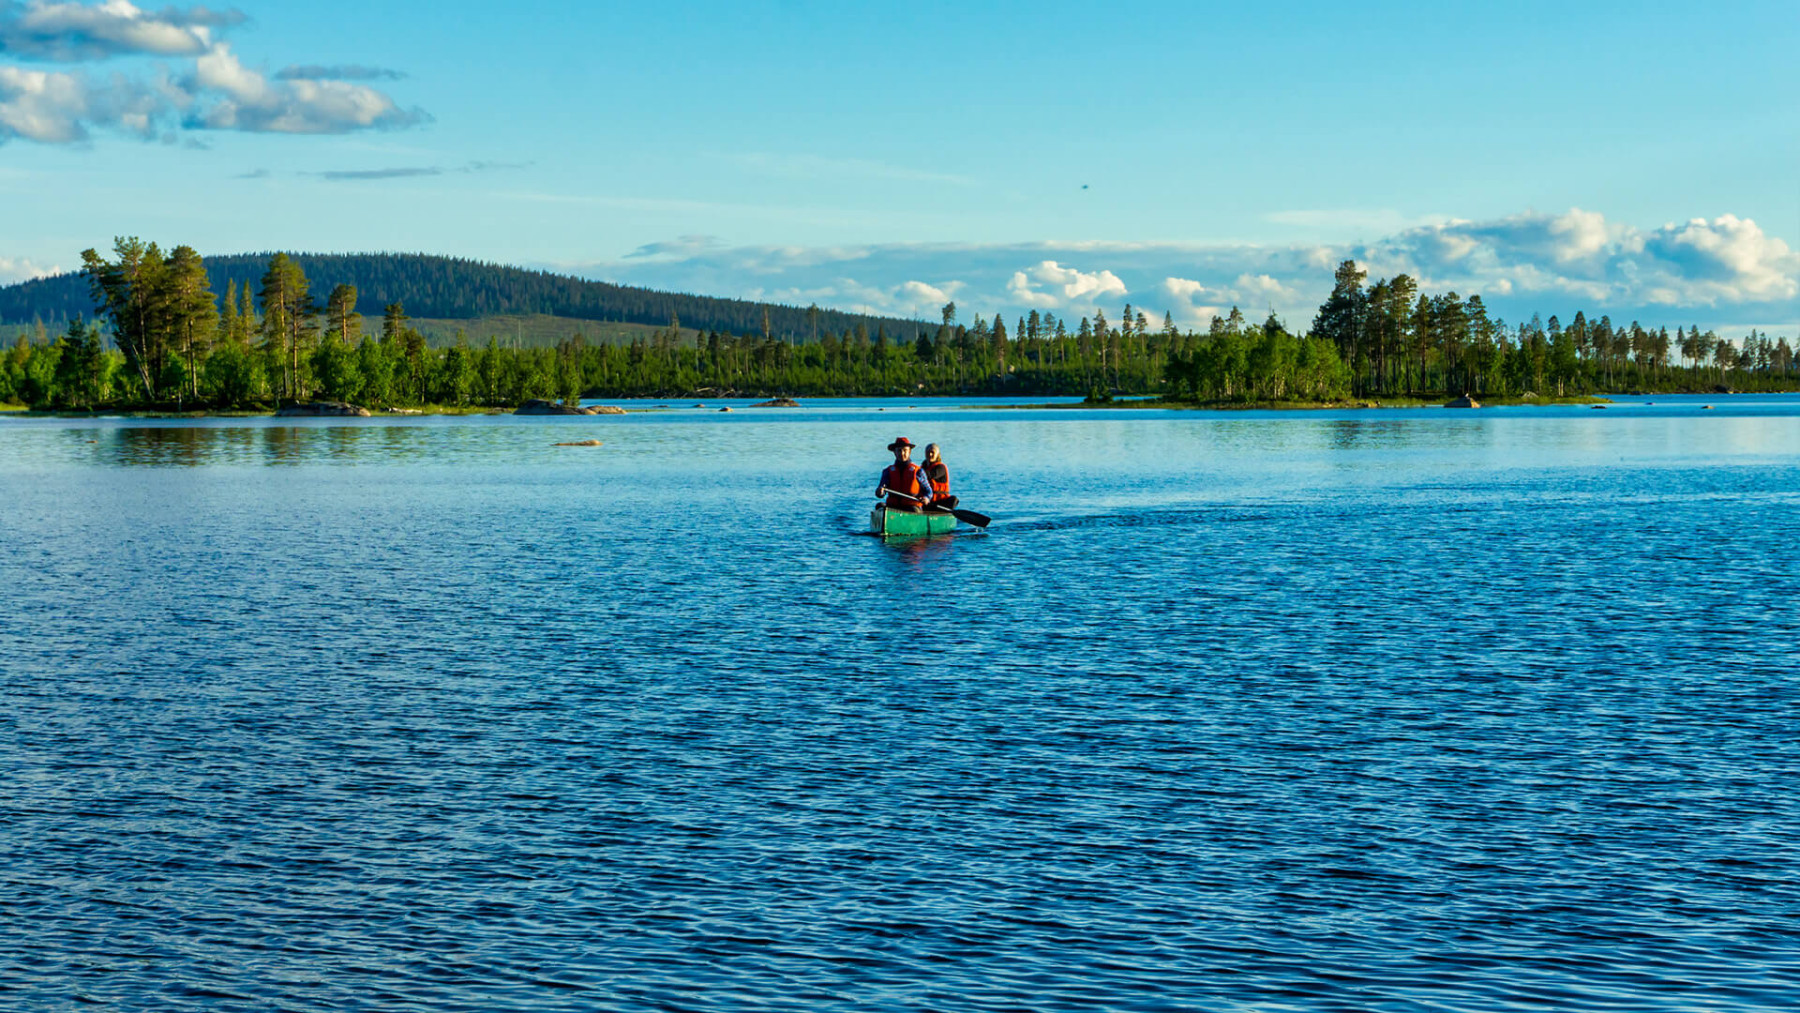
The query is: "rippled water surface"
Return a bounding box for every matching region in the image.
[5,396,1799,1011]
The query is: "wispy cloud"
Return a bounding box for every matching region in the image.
[724,151,976,187]
[463,158,530,172]
[307,166,438,181]
[275,63,403,82]
[626,234,724,259]
[0,0,243,62]
[294,160,527,182]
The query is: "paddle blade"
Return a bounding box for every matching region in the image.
[951,508,991,529]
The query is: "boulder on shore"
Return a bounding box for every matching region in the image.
[1445,394,1481,408]
[749,397,800,407]
[514,399,626,416]
[276,401,371,417]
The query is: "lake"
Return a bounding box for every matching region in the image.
[4,395,1799,1011]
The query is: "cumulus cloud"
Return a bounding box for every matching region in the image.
[896,280,957,316]
[565,209,1797,336]
[1367,209,1798,309]
[1005,260,1126,308]
[1642,214,1797,303]
[0,4,425,144]
[1159,277,1225,327]
[182,44,425,133]
[0,62,163,141]
[0,253,58,283]
[0,0,241,61]
[1233,272,1295,303]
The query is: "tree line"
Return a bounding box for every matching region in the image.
[2,242,1794,411]
[1305,260,1796,400]
[0,251,922,343]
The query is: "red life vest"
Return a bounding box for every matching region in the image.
[923,461,951,498]
[881,462,924,508]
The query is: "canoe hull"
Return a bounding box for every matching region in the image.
[871,505,958,538]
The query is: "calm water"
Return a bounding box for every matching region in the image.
[4,395,1799,1012]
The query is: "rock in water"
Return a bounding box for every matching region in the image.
[749,397,800,407]
[554,439,604,447]
[1445,394,1481,408]
[514,399,626,415]
[275,401,371,417]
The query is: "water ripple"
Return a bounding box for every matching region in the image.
[4,409,1800,1010]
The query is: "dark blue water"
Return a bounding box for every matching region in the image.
[5,396,1799,1011]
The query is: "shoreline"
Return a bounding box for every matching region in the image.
[11,391,1792,419]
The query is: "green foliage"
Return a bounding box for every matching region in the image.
[5,244,1794,412]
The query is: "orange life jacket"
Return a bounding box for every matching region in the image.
[923,461,950,498]
[881,462,924,508]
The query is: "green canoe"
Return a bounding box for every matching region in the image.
[871,505,958,538]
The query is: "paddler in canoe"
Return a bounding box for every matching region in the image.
[920,443,957,510]
[872,437,989,535]
[876,436,928,511]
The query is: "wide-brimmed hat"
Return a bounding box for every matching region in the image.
[886,436,916,451]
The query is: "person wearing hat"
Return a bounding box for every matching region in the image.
[876,437,927,511]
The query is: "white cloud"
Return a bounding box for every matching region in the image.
[183,44,425,133]
[1644,214,1797,303]
[0,0,241,62]
[0,62,162,141]
[567,208,1799,337]
[1233,272,1295,304]
[1545,207,1610,262]
[1370,209,1798,309]
[0,5,426,145]
[1004,260,1127,309]
[1158,277,1224,327]
[0,253,58,283]
[896,280,957,315]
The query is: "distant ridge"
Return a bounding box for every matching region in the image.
[0,251,927,340]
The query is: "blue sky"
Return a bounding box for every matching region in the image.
[2,0,1796,334]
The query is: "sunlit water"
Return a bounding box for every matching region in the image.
[4,395,1799,1011]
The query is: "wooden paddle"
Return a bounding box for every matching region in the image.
[877,488,992,529]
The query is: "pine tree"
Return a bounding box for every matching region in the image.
[165,245,217,402]
[259,253,316,401]
[80,237,164,399]
[326,285,362,345]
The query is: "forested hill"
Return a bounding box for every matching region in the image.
[0,252,924,340]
